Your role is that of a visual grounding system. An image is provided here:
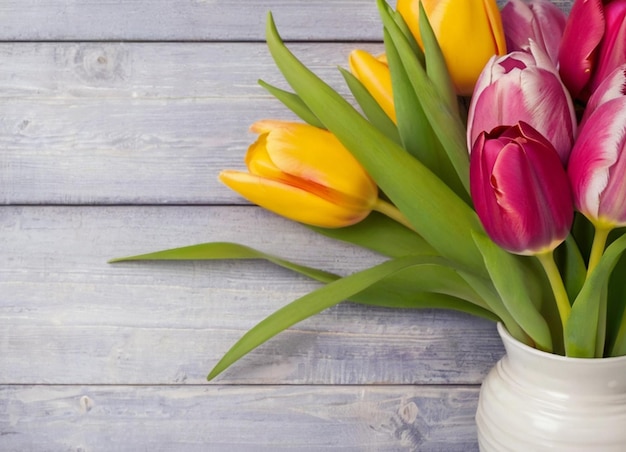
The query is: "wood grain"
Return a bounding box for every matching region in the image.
[0,0,573,41]
[0,42,380,205]
[0,385,480,451]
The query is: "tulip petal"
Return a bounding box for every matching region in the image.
[558,0,605,99]
[569,97,626,225]
[251,120,378,205]
[218,170,371,228]
[583,64,626,123]
[471,124,572,255]
[434,0,506,95]
[349,50,396,122]
[502,0,566,64]
[468,47,576,163]
[590,1,626,94]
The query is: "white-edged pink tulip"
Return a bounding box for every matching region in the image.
[568,65,626,228]
[470,122,573,255]
[467,42,576,164]
[501,0,566,65]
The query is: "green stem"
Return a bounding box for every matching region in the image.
[373,198,416,232]
[588,224,611,276]
[536,251,571,331]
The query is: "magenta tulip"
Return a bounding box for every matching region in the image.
[468,42,576,164]
[501,0,566,65]
[470,122,574,255]
[559,0,626,102]
[568,65,626,227]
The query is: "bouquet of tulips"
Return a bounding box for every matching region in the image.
[112,0,626,380]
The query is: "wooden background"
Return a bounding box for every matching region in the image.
[0,1,573,450]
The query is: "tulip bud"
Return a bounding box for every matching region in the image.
[500,0,566,65]
[396,0,506,96]
[568,66,626,228]
[470,122,573,255]
[348,50,395,123]
[559,0,626,102]
[467,42,576,164]
[219,120,378,228]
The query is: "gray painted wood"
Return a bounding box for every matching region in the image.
[0,385,480,451]
[0,0,573,41]
[0,42,380,205]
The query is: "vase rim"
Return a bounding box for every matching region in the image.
[496,322,626,363]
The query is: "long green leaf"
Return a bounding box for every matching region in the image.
[566,234,626,357]
[377,0,470,195]
[207,255,476,380]
[264,12,486,275]
[110,239,493,319]
[356,260,490,309]
[258,79,325,128]
[607,247,626,355]
[353,291,497,321]
[339,68,401,144]
[108,242,338,283]
[310,211,436,258]
[473,232,553,352]
[383,28,468,202]
[417,2,458,117]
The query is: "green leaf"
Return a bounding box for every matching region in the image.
[377,0,470,195]
[383,29,468,202]
[339,68,401,144]
[111,238,494,322]
[207,255,480,380]
[566,234,626,357]
[353,291,497,321]
[310,211,436,258]
[264,12,486,275]
[555,235,586,301]
[258,79,325,129]
[109,242,338,284]
[472,232,553,352]
[607,231,626,356]
[417,1,458,117]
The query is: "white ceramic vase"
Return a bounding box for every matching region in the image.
[476,323,626,451]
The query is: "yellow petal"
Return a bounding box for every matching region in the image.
[397,0,506,95]
[250,120,378,206]
[348,49,397,123]
[397,0,421,46]
[434,0,506,95]
[218,170,371,228]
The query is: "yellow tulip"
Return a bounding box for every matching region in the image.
[348,50,396,123]
[397,0,507,95]
[219,120,379,228]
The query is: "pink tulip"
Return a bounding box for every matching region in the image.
[470,122,573,255]
[468,42,576,164]
[559,0,626,102]
[501,0,567,65]
[568,65,626,227]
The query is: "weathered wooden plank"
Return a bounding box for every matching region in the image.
[0,42,382,205]
[0,205,503,385]
[0,384,480,451]
[0,42,372,99]
[0,0,384,42]
[0,0,574,42]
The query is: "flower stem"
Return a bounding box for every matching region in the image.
[588,224,611,276]
[373,198,416,232]
[536,251,571,330]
